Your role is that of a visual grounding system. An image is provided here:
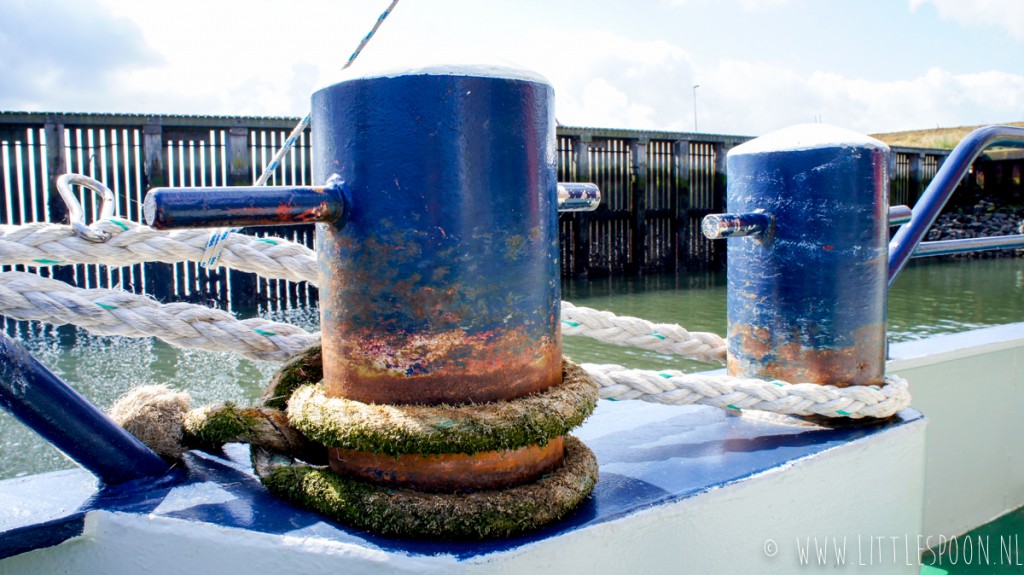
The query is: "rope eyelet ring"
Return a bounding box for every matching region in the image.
[57,174,117,243]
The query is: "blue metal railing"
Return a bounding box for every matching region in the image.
[0,332,170,485]
[888,125,1024,285]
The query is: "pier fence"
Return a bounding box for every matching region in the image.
[0,112,965,309]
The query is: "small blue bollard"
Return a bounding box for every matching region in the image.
[704,125,890,387]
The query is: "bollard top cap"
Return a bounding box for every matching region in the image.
[730,123,890,157]
[332,61,551,87]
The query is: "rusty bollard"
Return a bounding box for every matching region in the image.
[146,66,597,493]
[702,124,890,387]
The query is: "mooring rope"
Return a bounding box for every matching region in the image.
[560,301,726,363]
[0,222,724,358]
[0,267,910,417]
[585,363,910,419]
[0,221,318,284]
[0,272,317,361]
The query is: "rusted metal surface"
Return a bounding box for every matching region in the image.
[728,323,886,387]
[327,436,566,493]
[323,324,562,404]
[720,126,890,387]
[312,71,561,405]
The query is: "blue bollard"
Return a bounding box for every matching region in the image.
[146,67,564,406]
[0,332,170,485]
[310,68,561,406]
[145,66,572,490]
[704,124,890,387]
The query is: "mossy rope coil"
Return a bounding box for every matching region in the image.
[113,344,601,539]
[284,356,599,456]
[258,348,600,539]
[253,436,598,539]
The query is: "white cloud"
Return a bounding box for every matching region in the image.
[910,0,1024,41]
[0,0,162,112]
[802,67,1024,132]
[506,30,697,131]
[544,45,1024,136]
[4,0,1021,136]
[472,25,1024,136]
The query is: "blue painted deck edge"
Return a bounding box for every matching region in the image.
[0,515,85,560]
[0,401,924,562]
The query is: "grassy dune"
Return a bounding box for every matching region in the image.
[871,121,1024,150]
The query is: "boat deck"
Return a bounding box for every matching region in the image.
[0,395,925,573]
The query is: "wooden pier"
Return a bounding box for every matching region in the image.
[0,112,967,309]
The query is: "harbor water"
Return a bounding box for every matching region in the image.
[2,256,1023,480]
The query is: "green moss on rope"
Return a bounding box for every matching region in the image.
[184,402,262,447]
[287,359,598,456]
[256,435,599,540]
[262,343,323,410]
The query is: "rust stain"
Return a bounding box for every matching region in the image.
[317,214,561,404]
[728,323,885,387]
[328,436,565,493]
[324,327,561,404]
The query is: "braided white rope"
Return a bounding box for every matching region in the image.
[2,222,725,364]
[561,301,727,364]
[584,363,910,419]
[0,272,318,362]
[0,222,912,418]
[0,221,318,284]
[0,270,909,418]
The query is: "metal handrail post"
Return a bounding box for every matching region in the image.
[888,125,1024,285]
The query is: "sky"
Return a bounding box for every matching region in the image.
[2,0,1023,137]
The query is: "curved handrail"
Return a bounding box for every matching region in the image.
[888,125,1024,285]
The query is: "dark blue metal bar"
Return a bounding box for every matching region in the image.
[147,180,595,229]
[0,332,169,485]
[888,125,1024,285]
[145,182,348,230]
